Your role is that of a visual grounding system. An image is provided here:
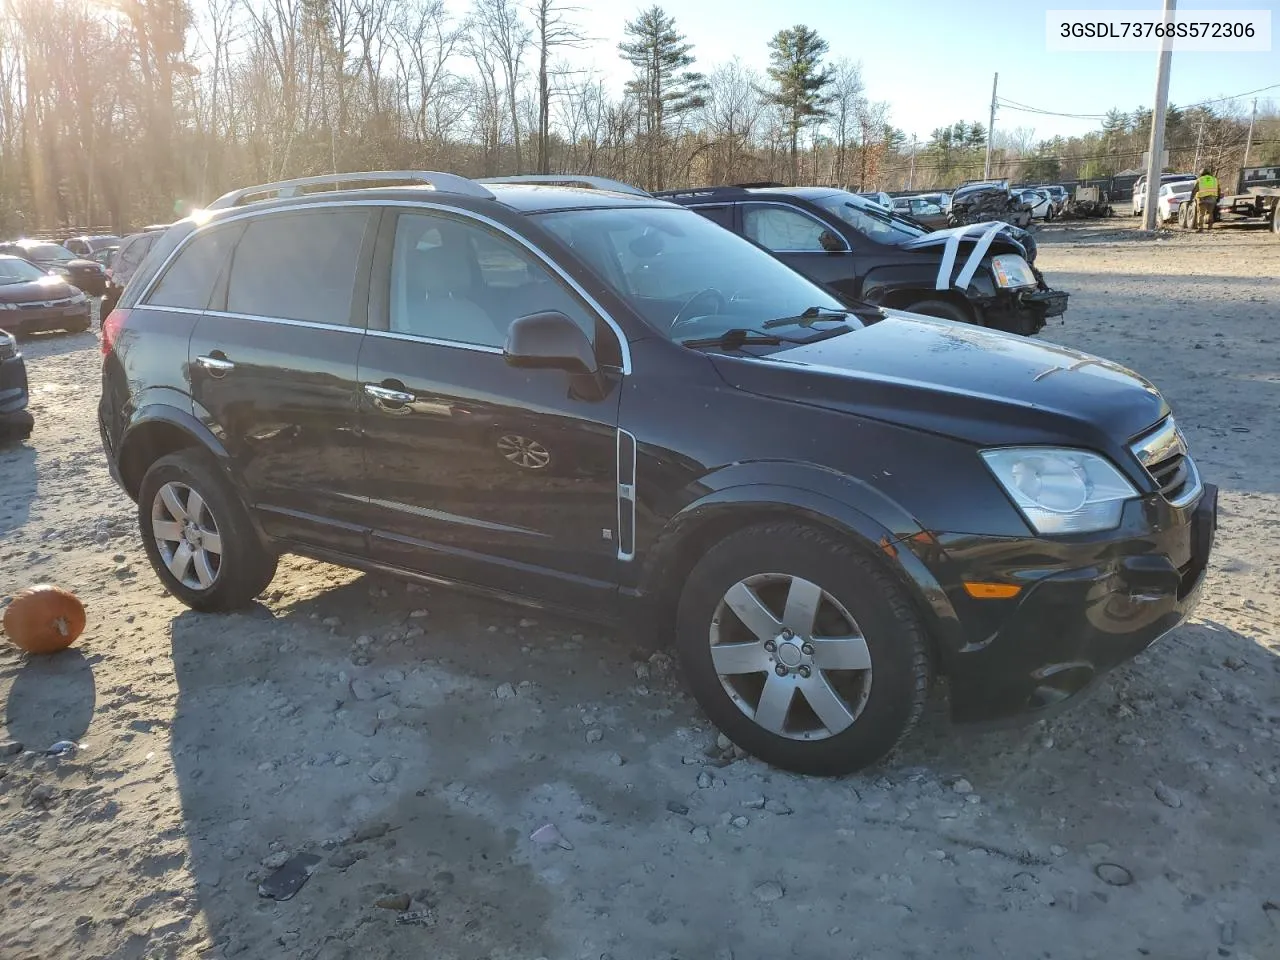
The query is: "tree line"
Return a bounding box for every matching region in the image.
[0,0,1275,235]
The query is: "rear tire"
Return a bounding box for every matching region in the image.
[138,450,277,612]
[902,299,973,325]
[674,522,930,775]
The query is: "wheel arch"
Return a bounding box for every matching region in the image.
[636,482,964,669]
[118,406,232,502]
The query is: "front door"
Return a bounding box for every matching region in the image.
[739,201,861,300]
[356,207,623,613]
[188,206,376,554]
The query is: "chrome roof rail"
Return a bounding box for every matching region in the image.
[207,171,495,210]
[477,175,652,197]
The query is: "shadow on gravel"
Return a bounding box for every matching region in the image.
[0,441,36,536]
[162,576,595,960]
[2,648,96,748]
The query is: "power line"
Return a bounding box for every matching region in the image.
[992,80,1280,124]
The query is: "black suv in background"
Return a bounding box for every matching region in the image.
[100,171,1213,774]
[657,185,1065,335]
[0,240,107,296]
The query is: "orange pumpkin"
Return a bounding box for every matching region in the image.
[2,585,86,654]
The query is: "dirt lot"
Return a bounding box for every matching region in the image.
[2,218,1279,960]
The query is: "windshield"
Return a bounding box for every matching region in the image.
[0,257,49,284]
[20,242,74,261]
[811,192,928,244]
[536,206,850,342]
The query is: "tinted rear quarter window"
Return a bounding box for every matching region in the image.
[225,210,371,325]
[145,226,241,310]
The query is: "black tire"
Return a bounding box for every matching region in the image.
[902,299,973,325]
[674,522,930,775]
[138,449,277,612]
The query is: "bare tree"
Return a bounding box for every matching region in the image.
[529,0,584,174]
[826,58,863,188]
[472,0,530,172]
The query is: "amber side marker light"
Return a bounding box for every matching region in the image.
[963,582,1022,600]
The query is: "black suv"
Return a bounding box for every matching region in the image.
[657,185,1065,335]
[99,171,1215,775]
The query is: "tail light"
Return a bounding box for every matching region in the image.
[101,307,128,357]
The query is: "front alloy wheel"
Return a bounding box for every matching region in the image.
[675,521,930,775]
[710,573,872,741]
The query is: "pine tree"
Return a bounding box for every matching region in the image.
[618,6,706,190]
[763,24,834,184]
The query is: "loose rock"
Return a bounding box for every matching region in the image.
[1153,780,1182,808]
[753,880,784,903]
[496,683,515,700]
[952,778,974,795]
[764,799,793,815]
[375,893,411,911]
[697,771,714,789]
[690,826,711,844]
[586,728,603,744]
[368,759,398,783]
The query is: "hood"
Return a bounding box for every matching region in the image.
[898,220,1036,263]
[709,311,1168,454]
[0,276,78,302]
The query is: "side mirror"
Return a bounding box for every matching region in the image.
[504,311,598,376]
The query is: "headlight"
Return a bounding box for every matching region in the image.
[990,254,1036,289]
[981,448,1138,534]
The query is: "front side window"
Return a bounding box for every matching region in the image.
[389,211,595,349]
[146,226,241,310]
[225,210,371,325]
[742,205,842,253]
[536,206,849,342]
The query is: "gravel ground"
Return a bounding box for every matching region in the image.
[2,218,1278,960]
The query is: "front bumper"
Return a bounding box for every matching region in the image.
[919,484,1216,724]
[0,350,31,436]
[0,304,91,334]
[982,287,1069,335]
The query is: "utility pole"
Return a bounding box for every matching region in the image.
[908,135,917,189]
[1142,0,1176,232]
[983,72,998,180]
[1242,97,1258,172]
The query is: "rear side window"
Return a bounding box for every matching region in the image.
[225,210,371,325]
[691,205,733,229]
[145,227,240,310]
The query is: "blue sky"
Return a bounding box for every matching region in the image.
[560,0,1279,142]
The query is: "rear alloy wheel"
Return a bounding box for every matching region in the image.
[138,450,277,611]
[675,522,930,775]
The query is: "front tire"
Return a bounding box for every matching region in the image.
[138,450,277,612]
[675,522,930,775]
[902,299,974,325]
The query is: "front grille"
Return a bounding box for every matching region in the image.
[15,297,73,309]
[1130,416,1200,505]
[1147,450,1191,500]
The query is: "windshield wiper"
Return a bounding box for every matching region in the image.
[763,302,884,329]
[681,325,850,350]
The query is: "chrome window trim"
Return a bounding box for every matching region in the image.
[365,328,503,354]
[135,303,365,334]
[738,200,852,254]
[136,198,633,374]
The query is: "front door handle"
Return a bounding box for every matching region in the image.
[364,383,415,405]
[196,354,235,377]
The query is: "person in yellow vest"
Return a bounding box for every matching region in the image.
[1190,167,1219,232]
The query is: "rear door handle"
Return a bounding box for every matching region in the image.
[196,354,235,377]
[364,383,415,405]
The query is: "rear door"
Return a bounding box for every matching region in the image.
[739,201,859,298]
[188,206,377,555]
[355,206,623,612]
